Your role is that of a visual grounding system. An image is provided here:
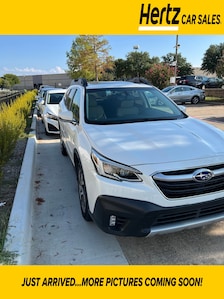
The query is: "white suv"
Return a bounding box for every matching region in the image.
[58,79,224,237]
[41,88,66,135]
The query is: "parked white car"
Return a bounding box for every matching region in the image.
[58,79,224,237]
[42,88,66,135]
[36,87,55,117]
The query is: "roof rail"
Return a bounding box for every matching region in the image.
[128,77,151,85]
[70,78,88,87]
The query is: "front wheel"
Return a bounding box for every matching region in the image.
[191,96,200,104]
[77,163,92,222]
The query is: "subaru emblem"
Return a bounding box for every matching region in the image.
[192,168,214,183]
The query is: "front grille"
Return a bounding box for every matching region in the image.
[153,165,224,199]
[152,197,224,227]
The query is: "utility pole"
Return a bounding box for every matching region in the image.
[174,35,180,83]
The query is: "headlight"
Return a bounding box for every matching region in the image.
[91,149,142,182]
[46,112,58,120]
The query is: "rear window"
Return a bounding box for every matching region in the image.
[48,93,65,104]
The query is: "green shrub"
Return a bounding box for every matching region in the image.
[0,91,36,172]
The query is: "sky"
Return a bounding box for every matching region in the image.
[0,35,223,77]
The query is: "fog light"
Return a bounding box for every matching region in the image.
[109,215,116,226]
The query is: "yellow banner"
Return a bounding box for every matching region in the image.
[0,0,224,34]
[0,265,221,298]
[1,0,224,298]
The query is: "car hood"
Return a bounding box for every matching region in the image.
[84,117,224,166]
[44,104,59,116]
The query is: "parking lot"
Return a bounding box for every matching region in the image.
[31,103,224,265]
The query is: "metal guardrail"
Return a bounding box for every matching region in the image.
[0,91,24,105]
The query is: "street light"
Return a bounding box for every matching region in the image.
[133,45,140,51]
[133,45,140,77]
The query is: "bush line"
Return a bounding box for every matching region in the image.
[0,90,36,174]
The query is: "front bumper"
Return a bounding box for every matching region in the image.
[92,195,224,237]
[45,119,59,134]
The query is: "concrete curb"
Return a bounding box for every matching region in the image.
[3,111,37,264]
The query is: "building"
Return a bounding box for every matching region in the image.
[13,68,216,91]
[193,67,216,77]
[13,73,72,90]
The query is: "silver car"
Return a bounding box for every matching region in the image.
[162,85,205,104]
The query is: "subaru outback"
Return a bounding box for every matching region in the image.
[58,79,224,237]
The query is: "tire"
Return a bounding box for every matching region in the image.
[191,96,200,104]
[77,163,92,222]
[60,140,67,156]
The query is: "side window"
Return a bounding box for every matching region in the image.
[71,88,81,122]
[177,87,183,92]
[64,88,76,110]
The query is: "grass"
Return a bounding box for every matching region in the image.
[0,213,17,264]
[205,96,224,102]
[0,134,28,264]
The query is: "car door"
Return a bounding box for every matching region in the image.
[64,87,82,161]
[206,78,216,88]
[181,86,193,101]
[170,87,184,102]
[39,91,48,117]
[59,88,77,155]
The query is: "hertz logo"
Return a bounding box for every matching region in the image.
[139,4,181,25]
[138,3,221,31]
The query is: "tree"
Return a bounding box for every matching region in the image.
[126,51,152,78]
[145,63,174,89]
[0,78,9,89]
[162,53,193,76]
[99,55,115,81]
[2,74,19,89]
[114,51,157,79]
[201,43,224,77]
[66,35,114,81]
[114,58,128,79]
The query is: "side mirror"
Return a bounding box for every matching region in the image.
[178,105,186,113]
[58,110,73,122]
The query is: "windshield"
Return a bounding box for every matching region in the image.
[85,87,187,124]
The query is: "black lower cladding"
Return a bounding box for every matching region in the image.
[92,195,224,237]
[47,123,58,132]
